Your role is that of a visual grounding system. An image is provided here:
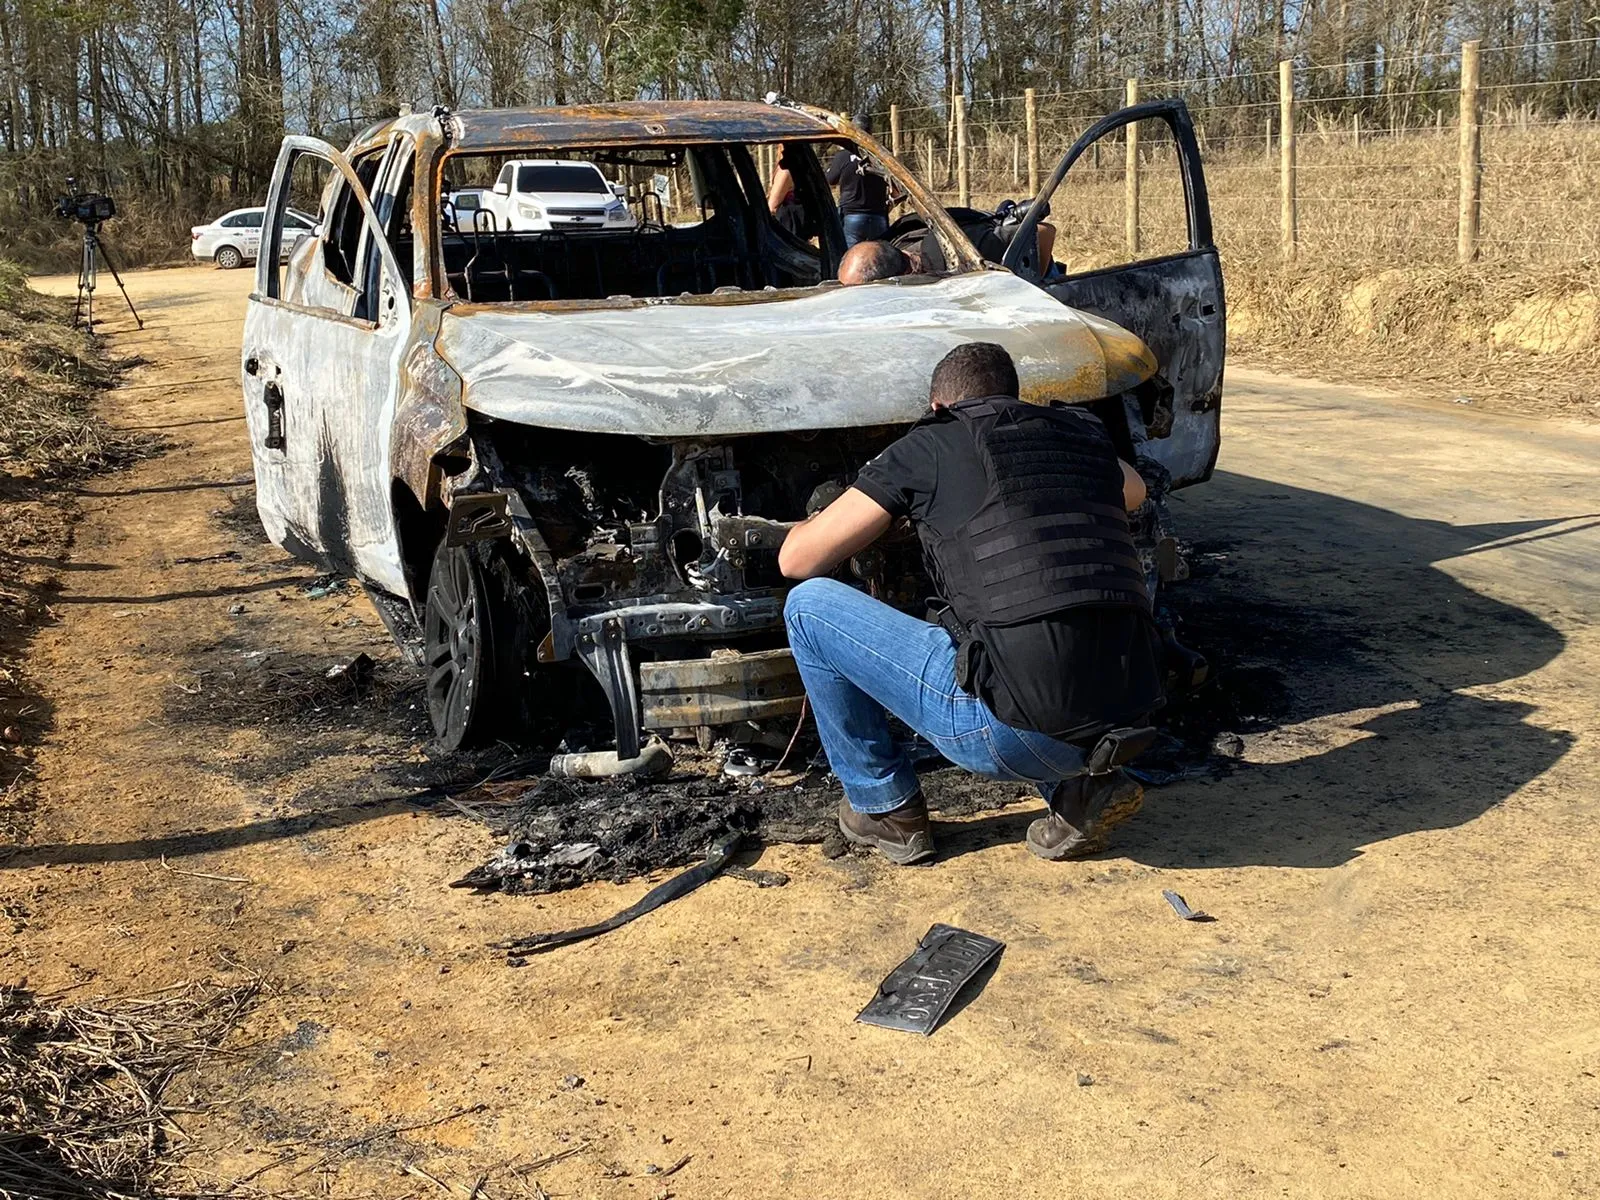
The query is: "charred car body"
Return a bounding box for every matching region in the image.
[241,99,1224,758]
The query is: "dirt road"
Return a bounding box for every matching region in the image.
[7,266,1599,1198]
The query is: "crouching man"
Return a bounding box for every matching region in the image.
[778,342,1164,864]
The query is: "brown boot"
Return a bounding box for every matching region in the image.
[838,795,935,865]
[1026,771,1144,861]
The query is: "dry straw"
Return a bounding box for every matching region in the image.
[0,977,261,1200]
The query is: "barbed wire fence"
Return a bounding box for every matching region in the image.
[870,36,1600,269]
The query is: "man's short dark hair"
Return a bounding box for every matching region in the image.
[930,342,1019,407]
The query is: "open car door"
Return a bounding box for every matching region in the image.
[242,134,414,597]
[1003,98,1224,492]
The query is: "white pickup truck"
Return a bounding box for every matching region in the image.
[474,159,637,232]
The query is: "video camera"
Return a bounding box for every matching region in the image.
[54,179,116,226]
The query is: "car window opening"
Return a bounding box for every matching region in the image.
[429,139,956,305]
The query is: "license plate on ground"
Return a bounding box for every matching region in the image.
[856,923,1005,1036]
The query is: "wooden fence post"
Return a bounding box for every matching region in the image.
[1025,87,1039,194]
[1458,38,1481,264]
[955,94,970,206]
[1280,59,1297,260]
[1124,78,1140,256]
[1352,111,1361,148]
[889,103,901,156]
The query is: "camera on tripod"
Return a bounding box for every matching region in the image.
[54,177,141,331]
[54,178,117,226]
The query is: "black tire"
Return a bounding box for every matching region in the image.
[214,245,244,270]
[422,540,551,751]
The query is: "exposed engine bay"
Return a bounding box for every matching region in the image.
[448,420,929,756]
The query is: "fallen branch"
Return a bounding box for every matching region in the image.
[159,856,251,885]
[511,1143,587,1174]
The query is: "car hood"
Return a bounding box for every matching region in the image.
[437,271,1158,438]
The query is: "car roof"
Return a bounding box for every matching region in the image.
[356,100,837,153]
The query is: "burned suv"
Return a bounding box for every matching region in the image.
[242,99,1224,759]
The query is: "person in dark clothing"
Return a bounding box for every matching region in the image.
[826,115,893,247]
[780,342,1163,864]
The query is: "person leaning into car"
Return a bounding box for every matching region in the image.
[778,342,1164,865]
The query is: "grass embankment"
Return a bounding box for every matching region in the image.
[1224,259,1600,415]
[0,261,148,831]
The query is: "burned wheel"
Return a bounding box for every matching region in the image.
[422,541,552,751]
[214,245,244,270]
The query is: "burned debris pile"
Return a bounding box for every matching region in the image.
[449,767,844,894]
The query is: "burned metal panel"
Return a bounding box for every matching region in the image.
[450,101,833,150]
[639,649,805,730]
[436,272,1157,439]
[390,300,465,509]
[241,295,414,596]
[1046,250,1225,488]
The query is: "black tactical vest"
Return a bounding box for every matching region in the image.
[918,396,1149,637]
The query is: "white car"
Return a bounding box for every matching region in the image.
[482,160,636,231]
[192,207,317,269]
[444,188,494,231]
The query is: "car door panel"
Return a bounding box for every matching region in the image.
[244,135,412,596]
[1004,98,1225,489]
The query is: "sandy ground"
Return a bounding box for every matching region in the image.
[6,265,1600,1198]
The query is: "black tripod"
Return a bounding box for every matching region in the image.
[72,222,143,332]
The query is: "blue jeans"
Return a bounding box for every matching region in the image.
[841,211,890,248]
[784,578,1087,814]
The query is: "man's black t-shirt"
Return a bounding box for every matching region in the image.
[826,148,890,216]
[853,413,1165,739]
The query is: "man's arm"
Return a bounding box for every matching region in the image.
[778,487,893,580]
[824,150,849,186]
[766,165,794,213]
[1120,460,1147,511]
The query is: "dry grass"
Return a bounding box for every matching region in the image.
[0,260,151,481]
[915,117,1600,413]
[1224,258,1600,415]
[925,112,1600,268]
[0,978,262,1200]
[0,194,214,275]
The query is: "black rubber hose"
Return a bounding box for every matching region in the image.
[491,832,743,959]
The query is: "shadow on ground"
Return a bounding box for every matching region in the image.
[2,469,1576,876]
[950,469,1574,869]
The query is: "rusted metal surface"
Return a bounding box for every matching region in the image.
[1045,251,1224,488]
[639,649,806,731]
[436,271,1156,439]
[390,302,465,510]
[453,101,834,149]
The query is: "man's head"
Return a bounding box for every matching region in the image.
[838,240,908,286]
[929,342,1019,409]
[852,112,874,135]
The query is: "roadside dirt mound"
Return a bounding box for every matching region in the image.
[1227,259,1600,416]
